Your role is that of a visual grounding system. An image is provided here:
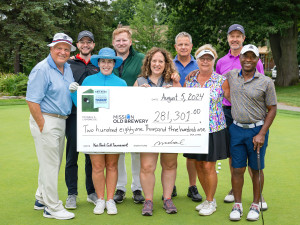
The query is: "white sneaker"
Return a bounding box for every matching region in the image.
[224,191,234,203]
[195,198,217,211]
[43,207,75,220]
[229,203,243,221]
[106,199,118,215]
[199,201,216,216]
[195,200,208,211]
[246,203,260,221]
[259,201,268,211]
[93,199,105,215]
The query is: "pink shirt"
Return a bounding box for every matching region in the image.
[216,49,264,106]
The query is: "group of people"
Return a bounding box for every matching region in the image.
[26,24,277,221]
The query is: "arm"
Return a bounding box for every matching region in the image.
[26,101,44,132]
[253,105,277,153]
[171,72,181,87]
[222,79,230,102]
[185,69,198,81]
[133,80,139,87]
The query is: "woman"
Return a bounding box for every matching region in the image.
[184,44,230,216]
[69,47,126,215]
[133,47,181,216]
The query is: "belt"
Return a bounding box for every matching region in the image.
[233,120,264,129]
[42,112,68,120]
[223,105,231,109]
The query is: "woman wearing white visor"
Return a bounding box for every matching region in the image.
[184,44,230,216]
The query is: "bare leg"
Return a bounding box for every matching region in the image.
[195,161,217,201]
[90,154,105,199]
[140,153,158,201]
[231,167,246,203]
[250,168,264,204]
[105,154,119,200]
[161,153,178,199]
[186,158,197,186]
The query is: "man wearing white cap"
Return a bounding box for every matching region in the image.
[216,24,266,209]
[26,33,76,220]
[225,44,277,221]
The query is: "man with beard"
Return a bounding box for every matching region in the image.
[65,30,99,209]
[226,45,276,221]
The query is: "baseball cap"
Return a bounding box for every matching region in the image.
[196,49,215,59]
[240,44,259,57]
[77,30,95,42]
[227,24,245,35]
[47,33,76,52]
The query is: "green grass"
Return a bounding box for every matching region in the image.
[0,98,26,106]
[1,105,300,225]
[275,83,300,107]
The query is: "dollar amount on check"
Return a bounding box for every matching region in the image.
[77,86,210,153]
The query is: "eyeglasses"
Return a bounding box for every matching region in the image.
[78,41,93,45]
[198,57,213,62]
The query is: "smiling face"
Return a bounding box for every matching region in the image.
[197,54,214,73]
[150,51,165,76]
[175,36,193,58]
[240,51,259,73]
[76,37,95,56]
[50,42,71,68]
[227,30,245,51]
[112,32,132,56]
[98,58,115,75]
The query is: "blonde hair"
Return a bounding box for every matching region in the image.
[139,47,176,83]
[195,44,218,63]
[112,27,132,40]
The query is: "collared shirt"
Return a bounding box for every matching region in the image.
[186,71,227,133]
[173,55,199,86]
[225,69,277,124]
[216,49,264,106]
[26,54,74,116]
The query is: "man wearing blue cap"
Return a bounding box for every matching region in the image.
[26,33,76,220]
[65,30,99,210]
[216,24,267,210]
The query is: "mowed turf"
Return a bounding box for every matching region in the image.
[0,105,299,225]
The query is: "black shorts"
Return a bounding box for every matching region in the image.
[184,128,230,162]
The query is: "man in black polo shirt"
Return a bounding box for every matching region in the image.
[65,31,99,209]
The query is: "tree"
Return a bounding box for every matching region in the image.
[129,0,167,53]
[162,0,300,86]
[0,0,115,74]
[0,0,69,74]
[110,0,138,26]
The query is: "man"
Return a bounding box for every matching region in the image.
[173,32,202,202]
[26,33,76,220]
[64,30,99,209]
[216,24,267,210]
[226,45,277,221]
[112,27,145,204]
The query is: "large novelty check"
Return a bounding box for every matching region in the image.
[77,86,210,153]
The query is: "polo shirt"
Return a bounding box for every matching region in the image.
[26,54,74,116]
[216,49,264,106]
[173,55,199,86]
[225,69,277,124]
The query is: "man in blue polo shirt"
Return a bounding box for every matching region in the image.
[173,32,202,202]
[26,33,76,220]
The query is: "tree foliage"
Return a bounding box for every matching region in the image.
[110,0,138,26]
[162,0,300,86]
[129,0,168,53]
[0,0,115,74]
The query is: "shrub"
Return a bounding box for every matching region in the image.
[0,73,28,96]
[265,71,272,78]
